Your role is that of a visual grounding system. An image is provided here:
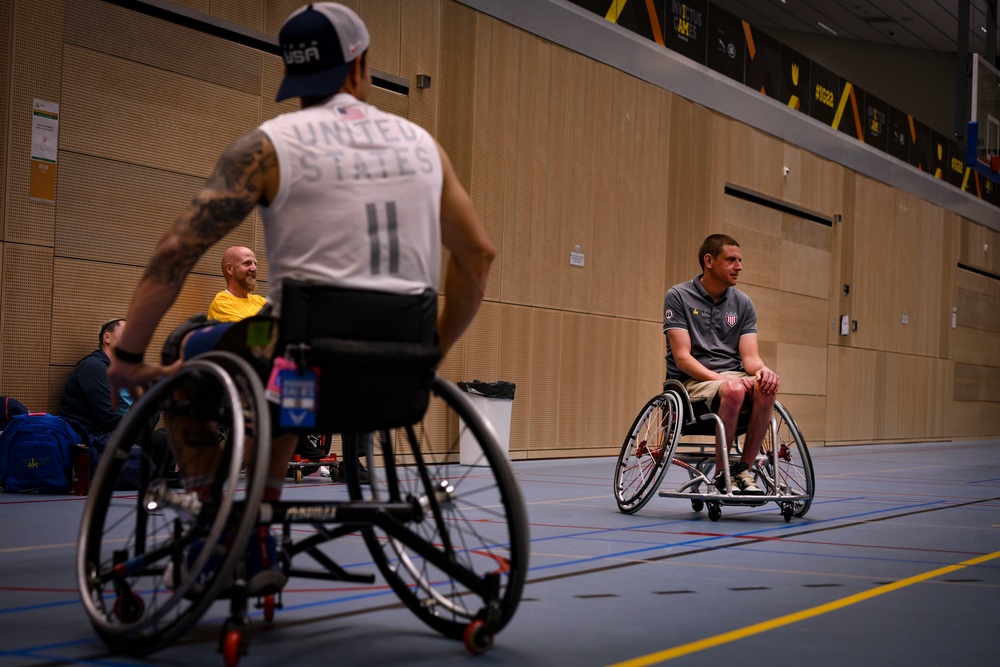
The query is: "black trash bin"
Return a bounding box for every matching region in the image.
[457,380,515,466]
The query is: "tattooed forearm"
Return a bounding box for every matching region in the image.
[209,129,276,197]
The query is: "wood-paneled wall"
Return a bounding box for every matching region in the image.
[1,0,997,457]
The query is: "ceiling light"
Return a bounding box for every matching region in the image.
[817,21,838,36]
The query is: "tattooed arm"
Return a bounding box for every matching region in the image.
[109,130,279,399]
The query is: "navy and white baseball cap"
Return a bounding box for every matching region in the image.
[276,3,370,102]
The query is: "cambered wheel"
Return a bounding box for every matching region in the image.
[613,392,683,514]
[756,401,815,518]
[346,376,528,642]
[76,353,270,656]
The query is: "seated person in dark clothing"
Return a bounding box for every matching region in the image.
[61,319,127,439]
[61,319,172,487]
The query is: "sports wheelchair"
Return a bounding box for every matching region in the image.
[613,379,814,522]
[76,282,529,666]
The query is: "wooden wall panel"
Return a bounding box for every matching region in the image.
[585,315,616,449]
[400,0,440,136]
[498,304,532,455]
[636,85,669,323]
[877,353,950,440]
[50,258,224,367]
[65,0,262,95]
[210,0,264,30]
[61,45,260,179]
[959,218,995,272]
[361,0,401,77]
[463,300,499,383]
[527,308,561,456]
[0,0,10,240]
[5,0,63,246]
[667,96,712,290]
[499,30,541,305]
[561,52,597,314]
[589,68,625,316]
[825,345,877,443]
[55,152,262,280]
[1,244,53,410]
[611,318,642,447]
[531,43,565,310]
[779,217,831,300]
[726,209,782,290]
[613,76,639,318]
[558,311,588,452]
[471,15,510,303]
[777,342,827,396]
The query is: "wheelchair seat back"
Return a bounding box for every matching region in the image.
[277,280,441,434]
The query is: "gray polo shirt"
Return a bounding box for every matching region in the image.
[662,276,757,381]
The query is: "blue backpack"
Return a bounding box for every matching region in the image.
[0,413,89,493]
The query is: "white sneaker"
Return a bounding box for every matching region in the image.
[319,466,330,477]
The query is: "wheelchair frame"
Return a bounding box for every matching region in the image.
[76,351,529,666]
[613,379,815,522]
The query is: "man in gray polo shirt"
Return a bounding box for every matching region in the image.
[662,233,779,494]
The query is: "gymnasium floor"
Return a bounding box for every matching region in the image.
[2,439,998,666]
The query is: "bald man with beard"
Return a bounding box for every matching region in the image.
[207,246,267,322]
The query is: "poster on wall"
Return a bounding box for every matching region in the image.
[909,116,932,173]
[863,92,888,152]
[808,61,839,127]
[662,0,708,65]
[834,80,865,141]
[742,22,780,101]
[886,104,911,163]
[706,5,745,82]
[778,44,810,114]
[30,99,59,203]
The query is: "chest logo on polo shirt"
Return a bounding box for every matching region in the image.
[725,311,738,327]
[692,308,700,315]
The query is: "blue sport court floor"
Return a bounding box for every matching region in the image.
[2,439,998,666]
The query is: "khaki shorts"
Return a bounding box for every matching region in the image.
[683,370,752,405]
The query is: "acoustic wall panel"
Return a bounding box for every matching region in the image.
[584,314,616,450]
[401,0,440,141]
[209,0,264,31]
[362,0,401,77]
[590,68,626,316]
[463,300,500,384]
[5,0,63,246]
[561,52,598,315]
[0,0,10,239]
[500,31,542,306]
[776,342,827,396]
[825,345,877,444]
[531,42,566,311]
[498,303,533,453]
[1,243,53,410]
[528,308,562,454]
[61,44,260,179]
[635,84,669,323]
[65,0,262,96]
[557,311,588,452]
[471,15,510,304]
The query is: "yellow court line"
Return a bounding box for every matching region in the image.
[606,549,1000,667]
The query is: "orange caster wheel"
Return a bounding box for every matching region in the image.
[222,629,245,667]
[463,619,494,655]
[263,594,276,622]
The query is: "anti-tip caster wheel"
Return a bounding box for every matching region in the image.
[708,502,722,522]
[781,503,793,522]
[463,619,494,655]
[691,499,705,513]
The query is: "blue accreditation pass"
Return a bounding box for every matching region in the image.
[278,368,319,428]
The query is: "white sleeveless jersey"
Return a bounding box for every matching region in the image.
[258,93,442,311]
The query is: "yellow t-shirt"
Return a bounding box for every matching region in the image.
[207,290,267,322]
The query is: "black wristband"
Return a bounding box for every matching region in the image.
[113,347,145,364]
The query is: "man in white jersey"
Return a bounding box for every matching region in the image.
[107,3,495,594]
